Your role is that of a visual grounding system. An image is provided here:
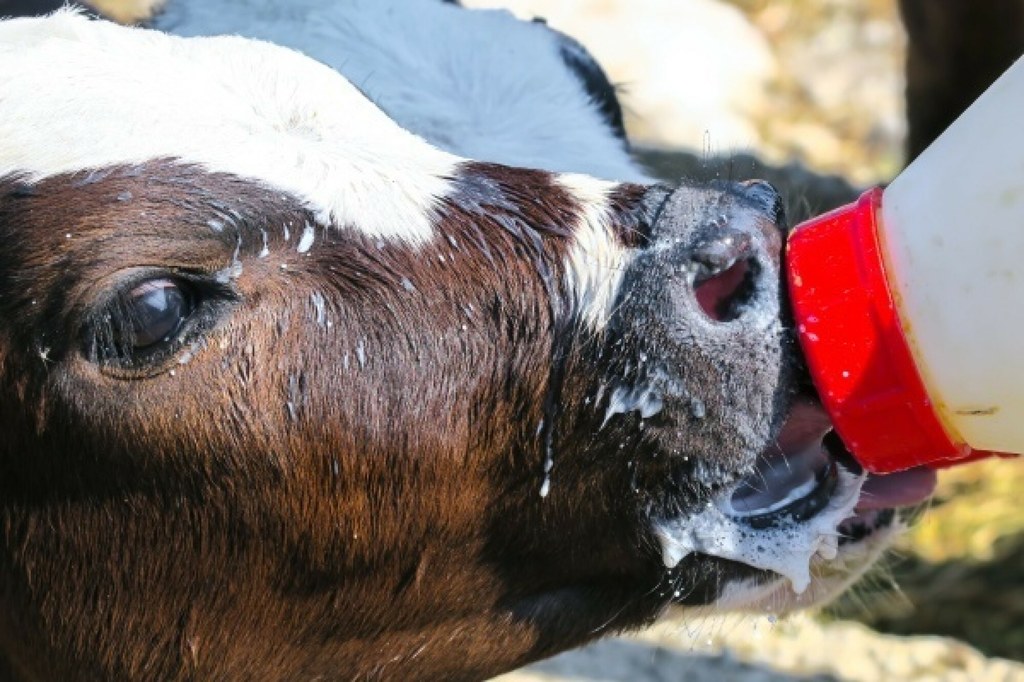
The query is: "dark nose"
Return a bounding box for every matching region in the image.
[607,180,793,460]
[645,180,785,323]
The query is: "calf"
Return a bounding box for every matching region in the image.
[0,6,928,681]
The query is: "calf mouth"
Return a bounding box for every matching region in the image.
[719,400,843,531]
[612,180,935,602]
[656,396,937,598]
[723,400,936,535]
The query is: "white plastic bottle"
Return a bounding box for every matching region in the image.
[786,57,1024,474]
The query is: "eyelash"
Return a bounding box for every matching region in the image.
[84,274,234,374]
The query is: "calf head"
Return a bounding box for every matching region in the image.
[0,10,904,681]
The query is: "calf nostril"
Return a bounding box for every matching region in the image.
[690,227,759,323]
[694,258,757,322]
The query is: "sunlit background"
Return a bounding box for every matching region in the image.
[465,0,906,186]
[460,1,1024,680]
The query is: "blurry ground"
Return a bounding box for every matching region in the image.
[462,0,1024,679]
[830,458,1024,662]
[497,615,1024,682]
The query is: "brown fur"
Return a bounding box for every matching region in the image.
[0,150,801,679]
[0,161,685,680]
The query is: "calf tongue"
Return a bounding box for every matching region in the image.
[855,467,937,511]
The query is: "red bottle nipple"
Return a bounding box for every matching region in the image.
[786,188,1003,473]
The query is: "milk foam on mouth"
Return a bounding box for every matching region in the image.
[653,468,865,593]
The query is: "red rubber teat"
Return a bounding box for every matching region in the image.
[786,189,1006,473]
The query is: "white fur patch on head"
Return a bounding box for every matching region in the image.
[153,0,649,182]
[558,174,635,333]
[0,10,459,243]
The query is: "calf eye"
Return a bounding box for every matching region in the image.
[123,279,191,349]
[87,277,197,366]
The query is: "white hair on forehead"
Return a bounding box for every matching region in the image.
[0,9,457,243]
[0,4,649,334]
[557,174,637,332]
